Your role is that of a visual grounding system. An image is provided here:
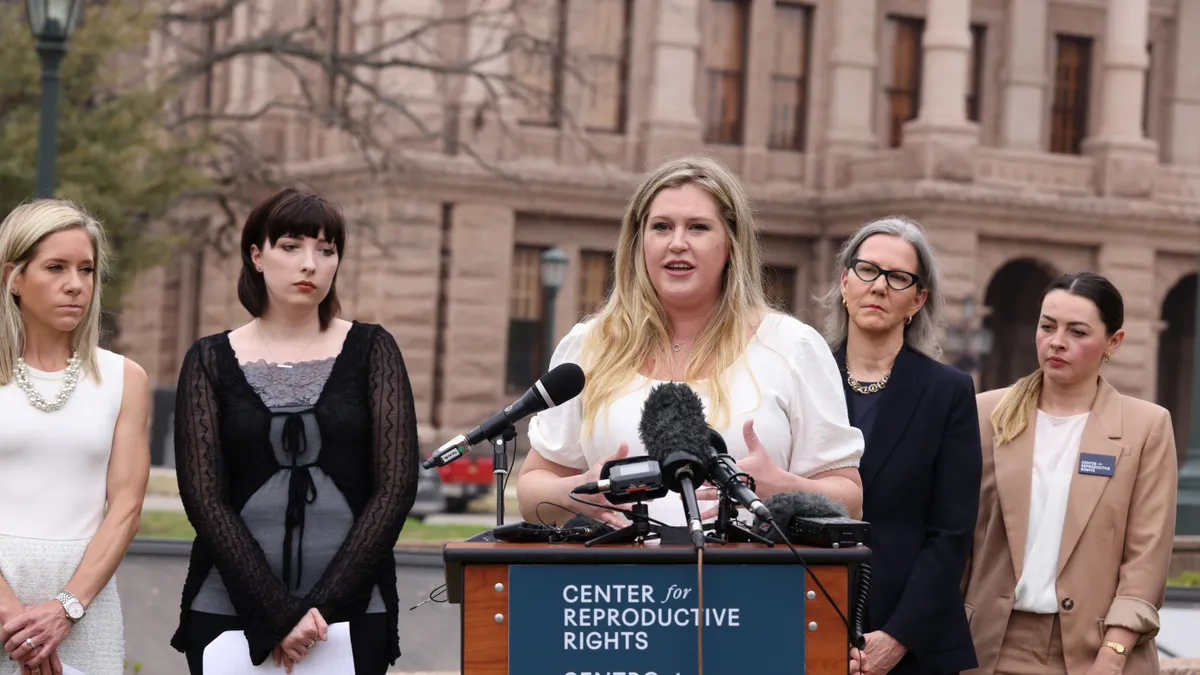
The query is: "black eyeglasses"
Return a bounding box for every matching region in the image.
[848,258,922,291]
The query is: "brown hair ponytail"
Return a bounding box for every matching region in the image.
[990,369,1044,445]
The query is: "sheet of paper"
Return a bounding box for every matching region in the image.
[203,621,356,674]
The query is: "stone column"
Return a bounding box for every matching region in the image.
[907,0,974,134]
[1084,0,1159,197]
[820,0,878,188]
[638,0,704,169]
[1096,242,1156,402]
[825,0,878,149]
[1096,0,1150,143]
[738,0,775,183]
[902,0,978,181]
[440,204,518,432]
[999,0,1048,150]
[1165,0,1200,166]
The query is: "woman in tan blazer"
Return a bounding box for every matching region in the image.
[963,271,1177,675]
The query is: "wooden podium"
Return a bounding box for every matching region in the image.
[443,541,869,674]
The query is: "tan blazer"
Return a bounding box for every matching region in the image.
[963,378,1177,675]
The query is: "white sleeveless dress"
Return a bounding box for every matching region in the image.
[0,348,126,675]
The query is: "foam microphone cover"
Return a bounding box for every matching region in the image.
[638,382,709,466]
[758,491,849,543]
[764,490,849,519]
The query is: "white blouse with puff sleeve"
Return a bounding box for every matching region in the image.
[526,312,864,527]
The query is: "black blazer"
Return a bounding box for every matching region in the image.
[836,345,982,675]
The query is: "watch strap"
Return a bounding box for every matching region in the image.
[1102,640,1128,655]
[55,591,84,623]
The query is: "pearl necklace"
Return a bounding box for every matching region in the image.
[13,351,82,412]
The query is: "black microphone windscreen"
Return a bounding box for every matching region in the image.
[707,426,727,455]
[539,363,586,406]
[756,491,849,544]
[639,382,708,465]
[764,490,849,520]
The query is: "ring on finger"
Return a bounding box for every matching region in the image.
[306,638,317,648]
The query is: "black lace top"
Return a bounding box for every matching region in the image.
[169,321,419,665]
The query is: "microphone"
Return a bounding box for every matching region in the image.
[703,427,772,523]
[639,383,711,550]
[754,491,871,548]
[422,362,585,469]
[641,386,866,650]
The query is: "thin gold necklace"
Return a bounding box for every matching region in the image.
[256,320,318,369]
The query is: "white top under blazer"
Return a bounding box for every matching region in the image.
[0,348,125,540]
[1013,409,1090,613]
[528,313,865,527]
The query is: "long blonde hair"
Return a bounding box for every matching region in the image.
[990,272,1125,444]
[580,156,769,434]
[0,200,110,385]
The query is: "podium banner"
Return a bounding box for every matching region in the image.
[508,563,808,675]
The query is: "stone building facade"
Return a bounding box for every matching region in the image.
[120,0,1198,457]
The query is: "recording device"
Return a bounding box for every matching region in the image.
[570,457,668,505]
[640,384,711,550]
[485,518,613,544]
[753,491,872,548]
[423,362,585,469]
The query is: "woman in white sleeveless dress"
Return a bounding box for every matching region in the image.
[0,200,150,675]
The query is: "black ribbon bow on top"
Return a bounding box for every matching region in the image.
[280,411,318,590]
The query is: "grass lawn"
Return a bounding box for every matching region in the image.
[137,510,489,544]
[1168,570,1200,586]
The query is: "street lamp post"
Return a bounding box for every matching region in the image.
[1176,272,1200,534]
[945,296,994,384]
[27,0,84,198]
[540,248,569,373]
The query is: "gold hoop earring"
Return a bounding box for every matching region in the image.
[1103,353,1111,363]
[906,315,913,325]
[842,296,847,307]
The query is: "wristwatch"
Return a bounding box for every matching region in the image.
[55,591,85,624]
[1102,640,1129,656]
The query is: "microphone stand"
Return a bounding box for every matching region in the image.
[707,490,774,546]
[492,424,516,527]
[584,501,659,547]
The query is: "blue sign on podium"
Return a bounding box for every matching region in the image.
[507,563,808,674]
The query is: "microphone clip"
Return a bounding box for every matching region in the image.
[705,486,775,546]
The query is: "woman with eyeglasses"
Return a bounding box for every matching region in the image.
[821,217,983,675]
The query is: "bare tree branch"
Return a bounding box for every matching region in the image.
[150,0,619,250]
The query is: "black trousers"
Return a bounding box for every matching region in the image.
[183,611,390,675]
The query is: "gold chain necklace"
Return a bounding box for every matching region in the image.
[846,369,890,395]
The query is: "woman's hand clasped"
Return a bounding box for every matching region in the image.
[0,601,74,670]
[573,443,635,528]
[273,608,328,672]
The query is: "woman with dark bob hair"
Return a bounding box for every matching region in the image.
[169,188,419,674]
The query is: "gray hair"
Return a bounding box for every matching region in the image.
[817,215,945,358]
